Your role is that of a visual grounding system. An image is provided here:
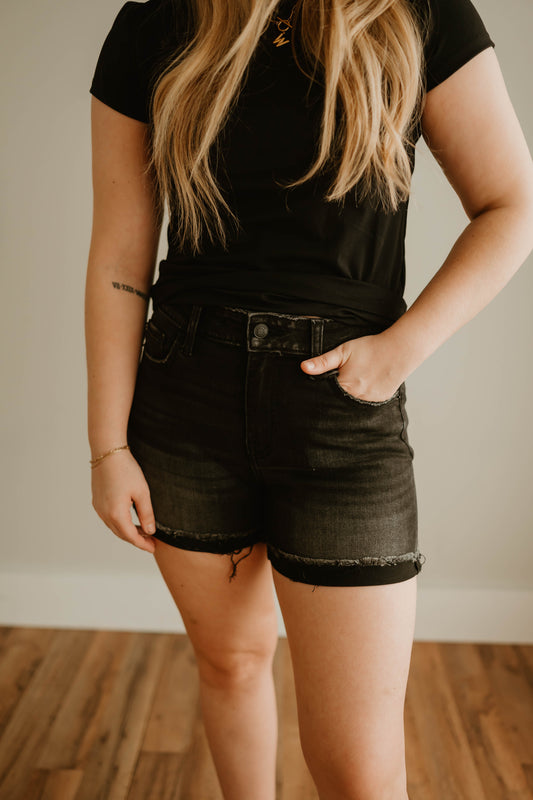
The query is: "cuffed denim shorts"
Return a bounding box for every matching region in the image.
[126,302,426,587]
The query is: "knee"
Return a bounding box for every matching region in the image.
[314,772,408,800]
[195,646,276,690]
[303,747,408,800]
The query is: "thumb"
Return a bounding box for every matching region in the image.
[132,488,156,535]
[300,345,344,376]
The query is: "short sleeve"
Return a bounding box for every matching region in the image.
[424,0,495,92]
[89,2,150,123]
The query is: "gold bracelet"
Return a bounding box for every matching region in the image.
[90,444,130,469]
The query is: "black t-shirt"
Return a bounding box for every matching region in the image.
[90,0,495,327]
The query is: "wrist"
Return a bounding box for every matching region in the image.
[89,446,128,462]
[90,443,130,469]
[379,313,429,380]
[89,431,129,462]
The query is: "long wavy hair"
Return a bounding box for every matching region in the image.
[146,0,431,255]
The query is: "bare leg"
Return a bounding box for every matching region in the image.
[153,539,279,800]
[272,569,417,800]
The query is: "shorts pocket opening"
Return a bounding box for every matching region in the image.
[331,373,401,406]
[143,318,184,365]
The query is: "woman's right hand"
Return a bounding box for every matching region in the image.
[90,451,157,553]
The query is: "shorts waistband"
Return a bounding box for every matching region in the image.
[150,302,385,360]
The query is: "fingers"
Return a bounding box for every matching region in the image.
[91,457,158,554]
[132,489,157,536]
[104,503,156,554]
[301,343,345,375]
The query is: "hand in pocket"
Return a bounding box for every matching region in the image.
[300,331,404,403]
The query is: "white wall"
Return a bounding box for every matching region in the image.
[1,0,532,642]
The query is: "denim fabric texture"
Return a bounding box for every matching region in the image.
[127,302,426,587]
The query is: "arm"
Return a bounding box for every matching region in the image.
[382,46,533,379]
[86,97,163,551]
[301,47,533,399]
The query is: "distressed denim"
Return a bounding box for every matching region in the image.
[126,302,426,587]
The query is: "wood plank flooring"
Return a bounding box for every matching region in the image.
[0,627,531,799]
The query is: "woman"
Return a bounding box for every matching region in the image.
[86,0,533,797]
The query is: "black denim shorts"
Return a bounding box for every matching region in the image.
[126,302,426,587]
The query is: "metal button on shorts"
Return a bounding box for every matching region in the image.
[253,323,269,338]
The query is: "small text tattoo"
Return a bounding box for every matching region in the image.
[111,281,149,301]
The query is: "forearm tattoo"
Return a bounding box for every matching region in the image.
[111,281,150,302]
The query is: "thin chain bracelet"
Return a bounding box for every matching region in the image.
[90,444,130,469]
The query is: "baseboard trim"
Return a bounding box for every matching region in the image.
[1,572,531,643]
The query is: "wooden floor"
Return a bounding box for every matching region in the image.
[0,626,531,799]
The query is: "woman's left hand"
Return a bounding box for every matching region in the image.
[300,331,405,403]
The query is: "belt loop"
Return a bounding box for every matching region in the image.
[182,305,202,356]
[310,318,325,358]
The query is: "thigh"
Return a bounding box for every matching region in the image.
[272,569,417,789]
[153,539,279,675]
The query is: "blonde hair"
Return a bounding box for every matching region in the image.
[147,0,430,255]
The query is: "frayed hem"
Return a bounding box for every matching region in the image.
[154,520,258,541]
[267,544,426,589]
[267,543,427,569]
[228,545,255,582]
[151,521,260,581]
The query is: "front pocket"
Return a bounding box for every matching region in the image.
[142,313,183,365]
[330,373,401,406]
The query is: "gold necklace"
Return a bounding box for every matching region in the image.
[270,3,298,47]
